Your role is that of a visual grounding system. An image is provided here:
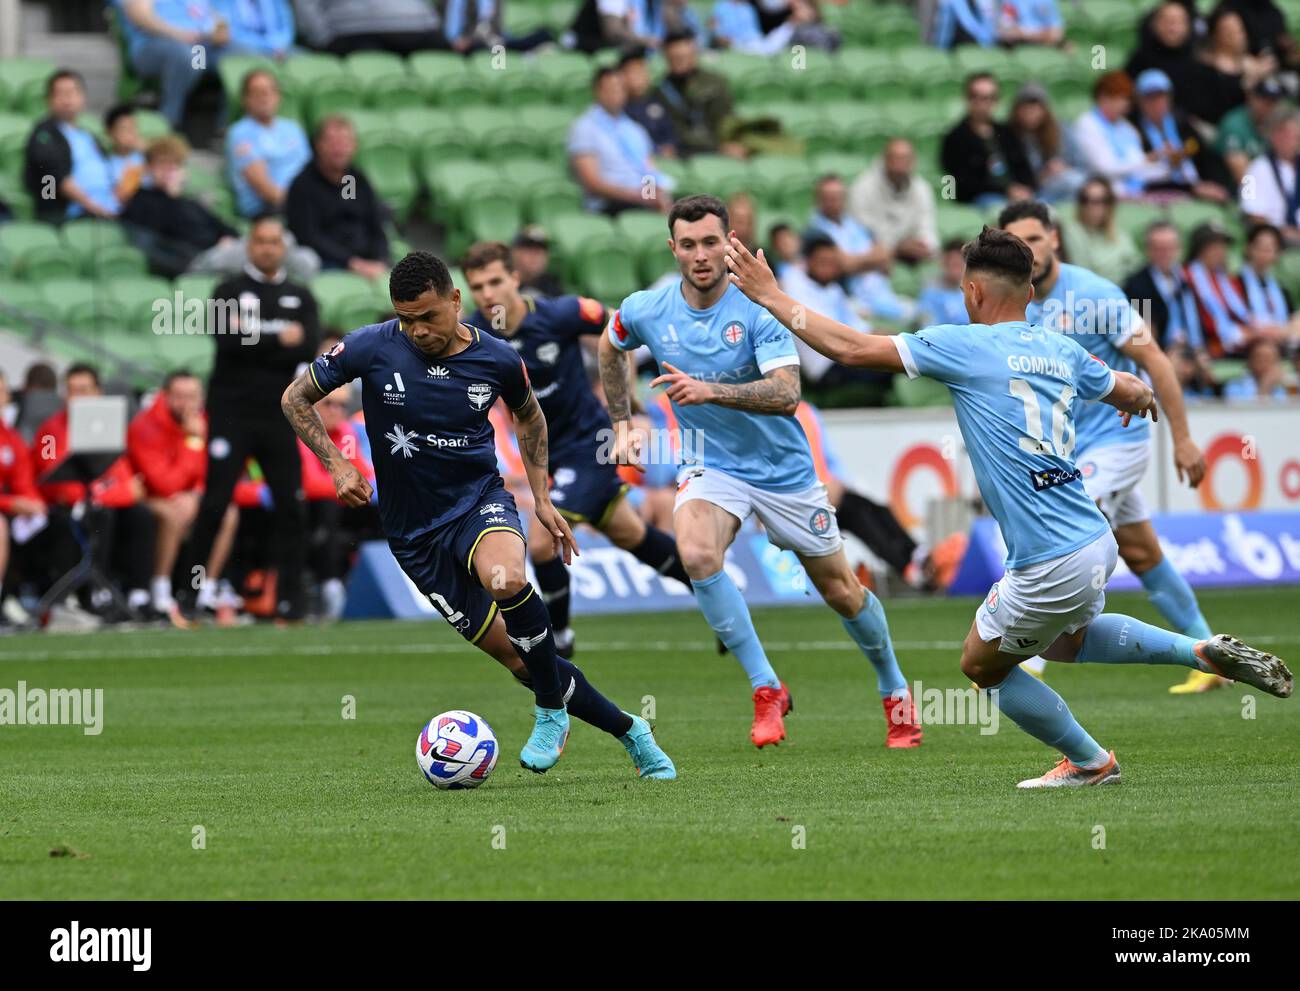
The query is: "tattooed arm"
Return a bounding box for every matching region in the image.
[281,371,372,507]
[512,392,579,563]
[649,361,802,415]
[598,330,644,468]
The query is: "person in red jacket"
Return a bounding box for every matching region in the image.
[127,370,239,621]
[0,370,47,624]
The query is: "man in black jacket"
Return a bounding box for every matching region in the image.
[285,115,390,280]
[1122,219,1206,352]
[120,136,241,279]
[940,72,1036,206]
[180,215,320,622]
[23,69,119,223]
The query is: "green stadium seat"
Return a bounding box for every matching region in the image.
[890,47,956,95]
[1112,202,1168,248]
[0,221,62,273]
[747,155,812,205]
[61,219,128,264]
[423,160,510,228]
[35,278,106,322]
[0,173,33,220]
[281,53,347,91]
[408,52,483,106]
[1167,201,1230,237]
[547,212,617,280]
[0,279,43,316]
[104,276,173,327]
[346,52,425,109]
[306,76,367,128]
[935,204,986,244]
[64,299,134,335]
[134,110,172,139]
[462,195,525,246]
[0,58,56,115]
[456,106,526,159]
[311,271,379,326]
[810,152,867,184]
[157,331,216,377]
[525,177,585,227]
[85,243,150,280]
[174,273,219,304]
[678,155,753,199]
[356,140,418,221]
[891,372,952,407]
[575,237,640,305]
[0,113,30,180]
[366,73,428,110]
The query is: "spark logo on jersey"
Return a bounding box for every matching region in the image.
[467,383,493,410]
[722,321,746,346]
[425,434,469,448]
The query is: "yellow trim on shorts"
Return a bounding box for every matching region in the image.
[468,601,498,645]
[465,525,525,575]
[595,483,631,530]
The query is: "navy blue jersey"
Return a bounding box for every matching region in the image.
[468,294,609,458]
[310,320,532,545]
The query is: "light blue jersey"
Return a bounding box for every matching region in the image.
[608,280,817,493]
[1026,262,1148,454]
[893,321,1115,568]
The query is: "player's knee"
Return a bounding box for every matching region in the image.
[677,542,724,579]
[487,562,529,598]
[819,574,864,617]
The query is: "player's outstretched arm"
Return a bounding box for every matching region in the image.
[512,392,579,565]
[651,361,801,415]
[1102,370,1160,428]
[1120,332,1206,488]
[281,372,372,507]
[724,235,904,373]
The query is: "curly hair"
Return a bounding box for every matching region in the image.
[389,251,454,303]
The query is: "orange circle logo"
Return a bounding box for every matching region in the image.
[1199,433,1263,510]
[890,445,959,529]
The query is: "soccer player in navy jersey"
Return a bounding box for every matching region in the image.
[280,251,674,779]
[462,241,694,658]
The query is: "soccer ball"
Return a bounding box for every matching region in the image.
[416,710,499,790]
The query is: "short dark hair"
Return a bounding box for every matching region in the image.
[592,65,619,89]
[941,236,967,254]
[104,104,135,130]
[663,29,695,47]
[65,362,100,387]
[667,194,728,238]
[1246,222,1283,249]
[964,72,997,96]
[801,231,838,257]
[390,251,454,302]
[961,227,1033,285]
[46,69,84,97]
[617,45,648,69]
[997,199,1055,231]
[241,67,278,97]
[163,369,198,390]
[23,362,57,391]
[248,213,283,235]
[463,241,514,274]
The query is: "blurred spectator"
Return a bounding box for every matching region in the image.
[619,47,677,157]
[1184,221,1254,356]
[916,238,970,326]
[941,72,1035,206]
[711,0,796,54]
[1126,1,1240,125]
[727,192,758,252]
[1238,222,1299,345]
[932,0,994,48]
[443,0,554,53]
[116,0,228,128]
[292,0,445,55]
[1216,0,1299,71]
[104,104,145,203]
[0,369,46,625]
[757,0,840,51]
[1224,336,1290,399]
[1074,71,1152,199]
[218,0,297,57]
[654,31,742,159]
[1242,106,1300,243]
[1170,342,1219,398]
[662,0,708,44]
[225,68,311,217]
[121,135,239,278]
[568,65,675,214]
[808,174,912,322]
[1202,6,1277,102]
[779,232,877,387]
[847,137,939,265]
[1006,83,1085,203]
[766,222,800,278]
[511,227,564,297]
[286,115,390,278]
[997,0,1065,48]
[1062,177,1141,285]
[1216,78,1284,185]
[126,370,214,618]
[1131,69,1232,200]
[1124,219,1206,352]
[572,0,664,53]
[24,70,119,222]
[13,363,61,445]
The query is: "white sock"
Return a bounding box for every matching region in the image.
[196,580,217,611]
[1020,655,1048,676]
[151,576,174,611]
[128,588,151,610]
[1075,748,1111,771]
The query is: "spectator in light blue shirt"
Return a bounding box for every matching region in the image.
[998,0,1064,47]
[568,65,675,215]
[1224,337,1292,401]
[916,238,971,328]
[216,0,297,57]
[932,0,996,49]
[711,0,792,54]
[22,71,119,220]
[225,67,311,217]
[116,0,228,128]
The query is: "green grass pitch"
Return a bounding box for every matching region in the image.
[1,585,1296,900]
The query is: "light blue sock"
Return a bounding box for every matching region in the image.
[1138,558,1213,640]
[841,590,907,698]
[1078,614,1207,669]
[991,666,1106,767]
[691,570,779,690]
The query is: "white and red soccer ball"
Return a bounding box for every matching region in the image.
[416,710,499,790]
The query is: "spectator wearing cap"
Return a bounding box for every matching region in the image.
[218,0,297,58]
[1005,82,1085,203]
[619,47,677,157]
[23,70,119,222]
[1216,78,1285,185]
[115,0,228,128]
[512,228,564,297]
[225,67,311,217]
[1073,71,1155,199]
[941,72,1036,206]
[286,115,390,279]
[778,232,876,387]
[1124,219,1206,353]
[1242,106,1300,245]
[847,137,939,265]
[1062,177,1142,285]
[1237,223,1300,348]
[568,65,675,215]
[653,30,743,159]
[1184,222,1255,356]
[1224,337,1292,400]
[104,104,145,203]
[1131,68,1232,201]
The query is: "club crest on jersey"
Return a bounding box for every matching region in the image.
[986,584,1000,613]
[536,342,560,365]
[1080,461,1096,479]
[324,340,344,360]
[722,321,746,347]
[467,383,493,410]
[809,508,832,535]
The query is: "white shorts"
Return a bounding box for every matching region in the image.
[975,530,1119,655]
[1078,441,1150,529]
[674,465,843,558]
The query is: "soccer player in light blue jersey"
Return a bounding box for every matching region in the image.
[599,195,923,750]
[725,226,1292,787]
[998,202,1223,695]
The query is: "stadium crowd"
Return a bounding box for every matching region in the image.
[1,0,1299,629]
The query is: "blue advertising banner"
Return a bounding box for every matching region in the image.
[949,512,1300,597]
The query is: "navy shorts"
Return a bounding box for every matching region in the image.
[548,449,628,528]
[389,483,525,645]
